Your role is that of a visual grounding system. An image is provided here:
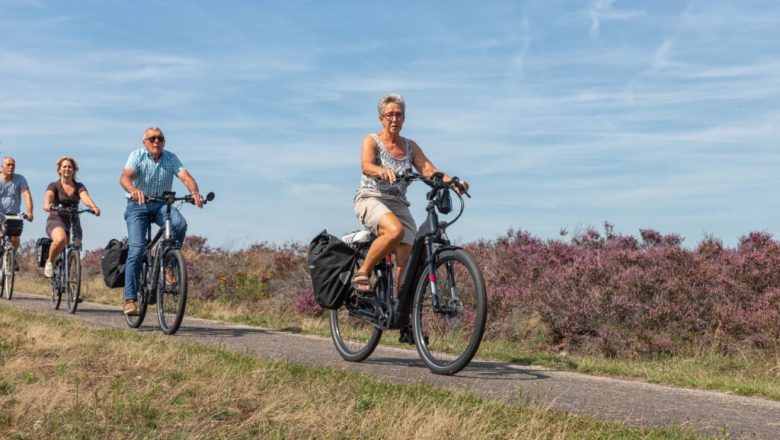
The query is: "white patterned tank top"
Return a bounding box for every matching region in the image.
[355,134,414,204]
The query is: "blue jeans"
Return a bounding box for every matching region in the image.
[123,200,187,302]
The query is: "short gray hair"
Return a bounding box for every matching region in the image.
[142,126,164,141]
[377,93,405,116]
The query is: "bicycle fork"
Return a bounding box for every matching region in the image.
[425,240,460,313]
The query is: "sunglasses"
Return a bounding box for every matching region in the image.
[144,135,165,143]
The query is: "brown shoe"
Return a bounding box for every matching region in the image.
[164,267,176,286]
[123,300,139,316]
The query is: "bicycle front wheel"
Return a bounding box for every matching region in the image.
[329,304,382,362]
[412,249,487,375]
[0,250,7,300]
[66,251,81,314]
[2,248,14,300]
[157,249,187,335]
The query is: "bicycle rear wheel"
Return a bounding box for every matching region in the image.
[2,248,14,300]
[66,251,81,314]
[157,249,187,335]
[50,258,62,310]
[329,303,382,362]
[412,249,487,375]
[125,265,148,328]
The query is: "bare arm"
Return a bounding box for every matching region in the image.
[410,142,470,192]
[120,167,146,204]
[177,169,203,208]
[43,189,54,212]
[21,187,33,221]
[409,141,440,179]
[79,191,101,216]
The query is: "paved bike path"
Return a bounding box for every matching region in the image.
[3,291,780,439]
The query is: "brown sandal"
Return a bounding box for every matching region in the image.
[351,271,373,294]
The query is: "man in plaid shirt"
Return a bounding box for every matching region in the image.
[119,126,204,315]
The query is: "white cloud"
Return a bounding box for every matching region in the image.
[588,0,645,37]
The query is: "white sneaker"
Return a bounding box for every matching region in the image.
[44,261,53,278]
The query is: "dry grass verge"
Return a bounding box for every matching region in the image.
[0,307,699,439]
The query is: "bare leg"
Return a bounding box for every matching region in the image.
[48,227,67,262]
[357,212,404,277]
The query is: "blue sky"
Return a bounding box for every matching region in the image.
[1,0,778,250]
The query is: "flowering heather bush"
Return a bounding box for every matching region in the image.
[294,289,322,317]
[468,224,780,357]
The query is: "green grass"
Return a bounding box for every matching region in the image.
[15,274,780,402]
[0,306,705,439]
[475,339,780,401]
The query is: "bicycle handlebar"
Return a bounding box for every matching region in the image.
[50,205,97,215]
[395,171,471,198]
[145,191,216,205]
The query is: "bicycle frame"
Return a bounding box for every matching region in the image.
[54,208,86,283]
[49,207,92,306]
[139,192,183,300]
[353,173,467,330]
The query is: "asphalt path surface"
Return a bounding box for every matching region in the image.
[3,291,780,439]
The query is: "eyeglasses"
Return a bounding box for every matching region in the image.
[381,112,405,120]
[145,135,165,143]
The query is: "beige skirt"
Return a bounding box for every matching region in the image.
[353,193,416,245]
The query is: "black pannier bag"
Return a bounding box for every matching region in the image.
[101,239,128,288]
[308,230,357,309]
[36,238,53,268]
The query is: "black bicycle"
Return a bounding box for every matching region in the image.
[0,213,28,300]
[49,205,96,313]
[330,172,487,375]
[125,191,214,335]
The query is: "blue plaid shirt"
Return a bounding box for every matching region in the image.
[124,148,185,198]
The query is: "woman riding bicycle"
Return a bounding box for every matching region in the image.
[352,93,469,295]
[42,156,100,278]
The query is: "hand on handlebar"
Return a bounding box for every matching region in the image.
[130,189,146,205]
[191,192,204,208]
[448,177,470,197]
[376,167,397,184]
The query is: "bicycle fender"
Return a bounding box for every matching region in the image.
[427,245,462,265]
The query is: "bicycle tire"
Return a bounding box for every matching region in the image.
[329,305,382,362]
[412,249,487,375]
[50,258,62,310]
[157,249,187,335]
[125,265,148,328]
[0,249,7,300]
[66,251,81,314]
[4,249,14,300]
